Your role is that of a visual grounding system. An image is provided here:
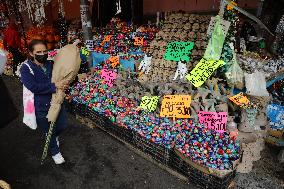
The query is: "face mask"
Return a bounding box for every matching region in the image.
[34,54,48,63]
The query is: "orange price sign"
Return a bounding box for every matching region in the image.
[109,56,120,68]
[229,92,250,106]
[134,37,144,46]
[100,35,113,46]
[160,95,191,120]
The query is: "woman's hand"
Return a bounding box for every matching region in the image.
[55,81,69,90]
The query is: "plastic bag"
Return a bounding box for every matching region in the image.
[225,51,244,89]
[204,16,229,60]
[245,71,269,96]
[22,62,37,130]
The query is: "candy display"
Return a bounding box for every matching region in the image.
[68,67,241,170]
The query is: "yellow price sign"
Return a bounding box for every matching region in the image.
[140,96,159,112]
[186,58,225,88]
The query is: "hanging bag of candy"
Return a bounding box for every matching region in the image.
[225,51,244,89]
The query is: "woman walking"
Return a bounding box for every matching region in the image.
[20,40,68,164]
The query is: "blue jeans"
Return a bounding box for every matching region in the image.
[35,107,68,156]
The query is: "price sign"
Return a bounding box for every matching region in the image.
[81,47,90,56]
[48,49,59,60]
[164,41,195,62]
[134,37,144,46]
[229,92,250,106]
[160,95,191,120]
[101,69,117,87]
[198,111,228,134]
[109,56,120,68]
[100,35,113,46]
[140,96,159,112]
[186,58,225,88]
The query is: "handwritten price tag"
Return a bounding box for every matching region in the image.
[101,69,117,87]
[186,58,225,88]
[81,47,90,56]
[134,37,144,46]
[164,41,195,62]
[198,111,228,134]
[160,95,191,120]
[109,56,120,68]
[48,49,59,60]
[100,35,113,46]
[140,96,159,112]
[229,92,250,106]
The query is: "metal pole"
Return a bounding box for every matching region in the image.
[80,0,93,68]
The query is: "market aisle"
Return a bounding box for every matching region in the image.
[0,75,193,189]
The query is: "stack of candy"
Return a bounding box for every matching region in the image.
[92,18,158,60]
[175,122,240,170]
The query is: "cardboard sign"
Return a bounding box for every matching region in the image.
[198,111,228,134]
[164,41,195,62]
[109,56,120,68]
[267,104,284,130]
[81,47,90,56]
[85,40,94,51]
[229,92,250,106]
[140,96,159,112]
[160,95,191,119]
[134,37,144,46]
[186,58,225,88]
[101,69,117,87]
[48,49,59,60]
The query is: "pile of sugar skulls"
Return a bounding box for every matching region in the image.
[68,63,240,170]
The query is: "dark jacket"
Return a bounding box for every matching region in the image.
[20,60,56,112]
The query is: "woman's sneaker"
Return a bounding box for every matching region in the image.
[52,152,65,165]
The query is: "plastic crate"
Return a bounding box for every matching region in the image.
[169,150,235,189]
[132,133,170,165]
[66,101,236,189]
[85,106,107,129]
[104,117,134,145]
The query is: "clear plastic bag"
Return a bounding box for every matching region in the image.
[225,52,244,89]
[245,71,269,96]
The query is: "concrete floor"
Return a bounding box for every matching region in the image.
[0,76,283,189]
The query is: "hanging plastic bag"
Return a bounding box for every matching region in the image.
[204,15,230,60]
[22,62,37,130]
[245,71,269,96]
[225,51,244,89]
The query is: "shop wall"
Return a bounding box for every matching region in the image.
[143,0,260,15]
[45,0,81,24]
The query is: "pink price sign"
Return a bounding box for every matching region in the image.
[198,111,228,134]
[101,69,117,87]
